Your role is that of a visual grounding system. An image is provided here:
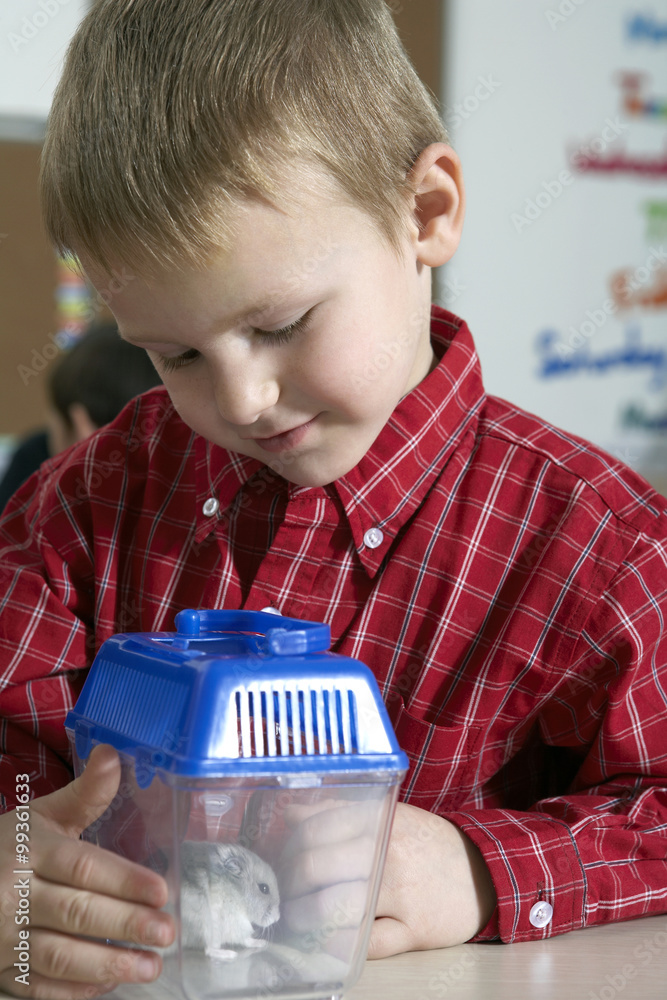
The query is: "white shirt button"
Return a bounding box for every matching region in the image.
[202,497,219,517]
[529,901,553,928]
[260,606,281,615]
[363,527,384,549]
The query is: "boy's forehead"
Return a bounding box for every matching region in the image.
[81,194,371,337]
[82,168,382,323]
[229,161,374,257]
[90,162,339,263]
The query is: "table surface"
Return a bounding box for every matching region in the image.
[3,915,664,1000]
[346,915,667,999]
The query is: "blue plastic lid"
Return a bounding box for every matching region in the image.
[65,609,408,787]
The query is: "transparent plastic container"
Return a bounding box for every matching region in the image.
[65,609,408,1000]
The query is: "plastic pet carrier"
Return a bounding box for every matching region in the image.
[65,609,408,1000]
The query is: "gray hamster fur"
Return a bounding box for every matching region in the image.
[178,842,280,957]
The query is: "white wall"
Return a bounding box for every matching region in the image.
[0,0,90,124]
[441,1,667,487]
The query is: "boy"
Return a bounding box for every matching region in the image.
[1,0,666,996]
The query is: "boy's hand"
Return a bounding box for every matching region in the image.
[368,802,496,957]
[279,799,496,959]
[0,744,174,999]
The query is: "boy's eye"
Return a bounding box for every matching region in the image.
[154,310,313,373]
[252,310,313,345]
[155,348,200,373]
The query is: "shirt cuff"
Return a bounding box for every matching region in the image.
[445,808,587,943]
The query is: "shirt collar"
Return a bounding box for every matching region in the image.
[334,306,486,576]
[193,441,262,545]
[192,306,486,568]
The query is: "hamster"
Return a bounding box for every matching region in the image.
[178,842,280,959]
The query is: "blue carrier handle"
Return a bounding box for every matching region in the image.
[173,608,331,656]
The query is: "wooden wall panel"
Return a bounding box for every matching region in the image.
[0,141,55,436]
[393,0,443,103]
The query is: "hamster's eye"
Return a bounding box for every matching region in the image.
[258,882,270,894]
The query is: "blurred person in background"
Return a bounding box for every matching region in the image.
[0,321,161,510]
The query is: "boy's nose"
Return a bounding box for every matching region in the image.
[210,355,280,427]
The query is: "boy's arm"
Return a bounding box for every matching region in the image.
[368,803,497,956]
[400,523,667,948]
[281,523,667,954]
[0,467,96,810]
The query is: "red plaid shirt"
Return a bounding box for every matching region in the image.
[1,307,666,943]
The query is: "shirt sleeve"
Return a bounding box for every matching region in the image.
[445,520,667,943]
[0,450,97,811]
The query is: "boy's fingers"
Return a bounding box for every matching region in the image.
[36,837,168,908]
[367,916,413,960]
[31,877,173,950]
[18,929,162,988]
[35,744,122,839]
[282,879,367,933]
[282,801,374,857]
[282,798,343,826]
[280,835,376,896]
[0,969,116,1000]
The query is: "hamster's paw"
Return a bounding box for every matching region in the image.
[244,937,268,949]
[205,947,238,961]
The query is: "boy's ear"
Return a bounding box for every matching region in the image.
[69,402,99,443]
[408,143,465,268]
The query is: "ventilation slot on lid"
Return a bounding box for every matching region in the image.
[235,685,359,757]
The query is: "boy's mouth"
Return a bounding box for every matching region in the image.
[249,417,317,454]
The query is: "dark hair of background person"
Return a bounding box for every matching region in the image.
[49,321,161,428]
[0,321,161,511]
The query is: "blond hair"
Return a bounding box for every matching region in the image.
[41,0,447,275]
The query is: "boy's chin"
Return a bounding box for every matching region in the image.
[255,449,362,488]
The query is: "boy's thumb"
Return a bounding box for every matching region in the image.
[37,743,122,839]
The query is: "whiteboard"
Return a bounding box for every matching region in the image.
[441,0,667,488]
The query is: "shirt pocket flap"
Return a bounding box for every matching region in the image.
[394,699,484,812]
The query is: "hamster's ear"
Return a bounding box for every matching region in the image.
[407,142,465,268]
[223,855,246,879]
